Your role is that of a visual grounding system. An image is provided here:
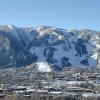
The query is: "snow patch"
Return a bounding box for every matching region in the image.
[8,25,14,30]
[36,62,51,72]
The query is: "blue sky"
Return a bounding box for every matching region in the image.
[0,0,100,31]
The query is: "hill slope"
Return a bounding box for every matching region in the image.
[0,25,99,71]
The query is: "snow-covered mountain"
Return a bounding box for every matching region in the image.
[0,25,100,71]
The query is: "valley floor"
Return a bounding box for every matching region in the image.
[0,67,100,100]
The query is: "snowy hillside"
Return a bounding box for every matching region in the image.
[0,25,99,71]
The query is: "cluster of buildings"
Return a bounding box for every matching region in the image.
[0,67,99,100]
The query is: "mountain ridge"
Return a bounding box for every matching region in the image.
[0,25,99,71]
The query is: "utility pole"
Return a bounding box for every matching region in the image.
[96,47,100,75]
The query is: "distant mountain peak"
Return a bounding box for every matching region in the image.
[0,25,15,32]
